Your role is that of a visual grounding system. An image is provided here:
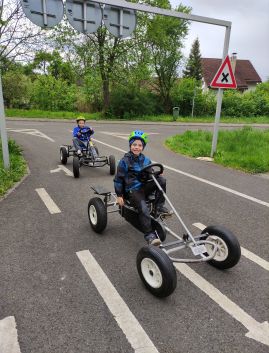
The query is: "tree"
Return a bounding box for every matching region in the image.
[0,0,43,69]
[145,0,190,113]
[50,20,135,113]
[183,37,203,81]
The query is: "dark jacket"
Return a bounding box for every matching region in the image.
[114,151,151,196]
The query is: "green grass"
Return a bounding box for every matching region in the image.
[165,126,269,173]
[6,109,102,120]
[5,108,269,124]
[0,140,27,197]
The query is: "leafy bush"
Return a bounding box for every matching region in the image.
[108,85,160,118]
[3,71,32,108]
[30,75,77,111]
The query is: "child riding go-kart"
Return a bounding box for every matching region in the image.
[86,131,241,298]
[59,117,116,178]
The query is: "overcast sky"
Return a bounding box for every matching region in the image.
[170,0,269,81]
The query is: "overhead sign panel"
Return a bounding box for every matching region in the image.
[66,0,102,34]
[20,0,64,28]
[103,5,136,38]
[210,55,237,89]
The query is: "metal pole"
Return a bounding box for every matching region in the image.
[0,73,10,169]
[210,25,231,158]
[191,86,196,118]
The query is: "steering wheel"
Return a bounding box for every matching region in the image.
[138,163,164,182]
[79,127,92,135]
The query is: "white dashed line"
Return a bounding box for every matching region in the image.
[0,316,22,353]
[193,222,269,272]
[77,250,160,353]
[35,188,61,214]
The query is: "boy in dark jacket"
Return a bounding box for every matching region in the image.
[114,130,169,246]
[73,116,94,156]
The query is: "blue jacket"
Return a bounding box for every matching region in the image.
[114,151,151,196]
[73,126,94,141]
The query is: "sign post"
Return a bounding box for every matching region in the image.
[0,74,10,169]
[210,51,237,157]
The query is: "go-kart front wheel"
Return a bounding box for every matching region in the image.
[60,147,68,165]
[109,155,116,175]
[73,156,80,178]
[88,197,107,233]
[201,225,241,269]
[137,246,177,298]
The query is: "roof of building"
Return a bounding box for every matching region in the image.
[201,58,262,89]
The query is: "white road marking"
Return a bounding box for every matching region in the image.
[174,263,269,347]
[93,138,269,208]
[0,316,22,353]
[99,131,160,140]
[193,223,269,272]
[174,263,269,346]
[50,165,73,177]
[77,250,160,353]
[7,128,55,142]
[35,188,61,214]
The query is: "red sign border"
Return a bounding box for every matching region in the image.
[210,55,237,89]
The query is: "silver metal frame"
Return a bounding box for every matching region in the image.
[94,171,219,264]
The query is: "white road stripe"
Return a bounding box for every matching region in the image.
[35,188,61,214]
[0,316,22,353]
[77,250,160,353]
[93,138,269,208]
[50,165,73,177]
[174,263,269,346]
[7,128,55,142]
[192,222,269,272]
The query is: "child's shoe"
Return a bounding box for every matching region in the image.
[144,232,161,246]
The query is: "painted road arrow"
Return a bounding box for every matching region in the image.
[50,165,73,177]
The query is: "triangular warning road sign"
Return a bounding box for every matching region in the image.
[210,55,237,89]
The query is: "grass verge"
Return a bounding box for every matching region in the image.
[0,139,27,197]
[165,126,269,173]
[5,109,269,124]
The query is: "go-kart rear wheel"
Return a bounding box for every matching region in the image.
[109,155,116,175]
[60,147,68,165]
[201,225,241,269]
[88,197,107,233]
[73,156,80,178]
[137,246,177,298]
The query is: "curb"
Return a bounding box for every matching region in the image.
[6,117,269,128]
[0,164,30,203]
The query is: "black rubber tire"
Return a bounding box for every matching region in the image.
[60,147,68,165]
[201,225,241,269]
[109,155,116,175]
[137,246,177,298]
[73,156,80,178]
[88,197,107,233]
[95,146,99,156]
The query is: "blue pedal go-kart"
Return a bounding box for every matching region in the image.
[59,127,116,178]
[87,163,241,297]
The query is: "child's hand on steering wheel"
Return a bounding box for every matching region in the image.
[117,196,124,206]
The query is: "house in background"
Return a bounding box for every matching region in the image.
[201,56,262,92]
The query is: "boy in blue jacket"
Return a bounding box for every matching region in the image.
[114,130,169,246]
[73,116,94,156]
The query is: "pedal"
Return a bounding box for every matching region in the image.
[160,210,174,219]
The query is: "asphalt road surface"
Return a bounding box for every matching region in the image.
[0,120,268,353]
